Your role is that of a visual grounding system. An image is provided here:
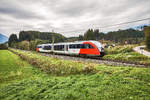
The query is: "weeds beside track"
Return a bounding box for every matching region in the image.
[9,49,97,76]
[9,48,150,68]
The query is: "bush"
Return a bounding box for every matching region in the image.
[82,64,97,74]
[0,44,8,49]
[10,39,49,51]
[29,39,49,51]
[11,42,18,48]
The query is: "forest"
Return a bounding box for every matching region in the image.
[8,28,145,51]
[78,28,144,44]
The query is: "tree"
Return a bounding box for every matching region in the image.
[144,26,150,50]
[18,41,30,50]
[8,34,18,46]
[18,31,66,43]
[84,29,95,40]
[0,44,8,49]
[94,29,99,40]
[29,39,49,51]
[79,35,84,40]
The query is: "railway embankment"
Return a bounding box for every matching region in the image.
[103,45,150,67]
[9,47,150,68]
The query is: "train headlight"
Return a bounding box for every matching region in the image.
[101,47,104,52]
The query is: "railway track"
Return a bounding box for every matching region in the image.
[40,53,149,68]
[10,48,150,68]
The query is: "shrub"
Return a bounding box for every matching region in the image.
[82,64,97,74]
[10,39,49,51]
[0,44,8,49]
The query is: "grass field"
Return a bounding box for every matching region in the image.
[0,50,150,100]
[0,50,40,86]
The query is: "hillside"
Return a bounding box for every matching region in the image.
[0,33,8,44]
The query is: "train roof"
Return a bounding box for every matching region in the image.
[37,40,103,46]
[37,44,51,46]
[53,40,101,44]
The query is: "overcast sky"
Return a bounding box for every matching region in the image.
[0,0,150,37]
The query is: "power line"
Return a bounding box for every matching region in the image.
[58,17,150,33]
[96,17,150,28]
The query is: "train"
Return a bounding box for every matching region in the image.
[36,40,105,57]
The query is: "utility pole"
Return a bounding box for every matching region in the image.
[52,30,55,54]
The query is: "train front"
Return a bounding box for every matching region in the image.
[91,41,105,57]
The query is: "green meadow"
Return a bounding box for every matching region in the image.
[0,50,150,100]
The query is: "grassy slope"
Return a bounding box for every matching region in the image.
[104,45,150,65]
[0,50,150,100]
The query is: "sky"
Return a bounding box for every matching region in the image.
[0,0,150,37]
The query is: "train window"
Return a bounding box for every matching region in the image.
[37,46,42,48]
[54,45,64,51]
[69,44,81,49]
[80,44,94,49]
[77,44,80,48]
[62,45,64,50]
[89,44,94,48]
[80,44,85,48]
[73,44,76,48]
[69,44,73,48]
[69,44,94,49]
[69,44,74,49]
[54,45,57,50]
[84,44,89,48]
[43,45,51,50]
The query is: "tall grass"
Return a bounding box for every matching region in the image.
[105,45,134,54]
[10,49,97,76]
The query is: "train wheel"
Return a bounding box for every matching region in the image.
[79,54,87,58]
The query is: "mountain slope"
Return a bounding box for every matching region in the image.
[0,33,8,44]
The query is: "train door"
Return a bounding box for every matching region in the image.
[66,45,68,51]
[65,45,69,54]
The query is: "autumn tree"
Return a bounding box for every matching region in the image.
[144,26,150,50]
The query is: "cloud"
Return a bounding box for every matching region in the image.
[0,0,150,37]
[0,0,45,20]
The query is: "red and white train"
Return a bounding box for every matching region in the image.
[37,40,105,57]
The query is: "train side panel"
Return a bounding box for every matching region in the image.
[68,48,80,55]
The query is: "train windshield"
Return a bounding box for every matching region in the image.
[91,41,104,52]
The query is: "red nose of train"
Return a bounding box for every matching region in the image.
[37,48,39,52]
